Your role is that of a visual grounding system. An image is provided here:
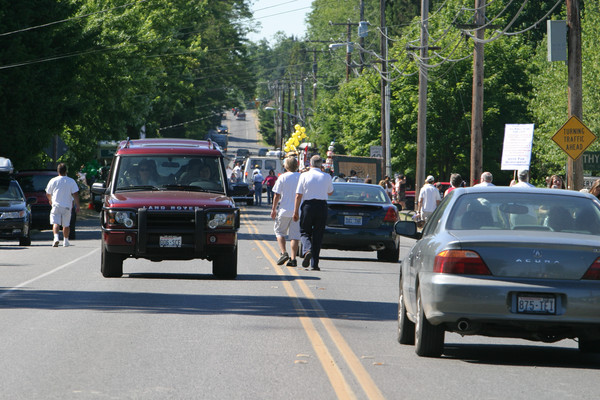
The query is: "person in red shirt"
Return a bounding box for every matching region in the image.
[263,169,278,205]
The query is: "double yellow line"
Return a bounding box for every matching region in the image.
[240,209,385,400]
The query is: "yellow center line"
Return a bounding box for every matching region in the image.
[240,209,385,400]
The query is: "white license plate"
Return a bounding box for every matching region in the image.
[344,216,362,226]
[160,235,182,248]
[517,295,556,314]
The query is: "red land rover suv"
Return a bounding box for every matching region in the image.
[91,138,244,279]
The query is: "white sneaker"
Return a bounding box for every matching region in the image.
[63,240,70,247]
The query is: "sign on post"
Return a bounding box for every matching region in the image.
[501,124,535,170]
[551,116,596,160]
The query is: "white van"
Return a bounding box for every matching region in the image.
[243,156,285,185]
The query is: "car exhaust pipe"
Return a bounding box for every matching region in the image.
[457,319,471,332]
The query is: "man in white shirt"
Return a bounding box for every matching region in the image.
[417,175,441,221]
[511,169,535,188]
[45,163,80,247]
[293,155,334,271]
[271,157,301,267]
[473,171,495,187]
[252,166,264,206]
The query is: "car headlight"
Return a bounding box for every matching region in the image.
[206,211,236,229]
[0,210,26,220]
[106,210,137,228]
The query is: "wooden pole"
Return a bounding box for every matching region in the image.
[470,0,484,186]
[567,0,583,190]
[415,0,429,197]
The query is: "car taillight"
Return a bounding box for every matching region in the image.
[384,207,398,222]
[582,258,600,280]
[434,250,491,275]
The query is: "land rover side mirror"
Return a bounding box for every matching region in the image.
[91,181,107,195]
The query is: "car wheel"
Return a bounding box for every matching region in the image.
[578,337,600,353]
[415,287,444,357]
[377,243,399,262]
[398,276,415,345]
[101,244,123,278]
[212,248,238,279]
[19,234,31,246]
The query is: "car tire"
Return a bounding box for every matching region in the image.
[578,337,600,353]
[415,287,444,357]
[101,244,123,278]
[19,234,31,246]
[212,248,238,279]
[377,243,399,262]
[398,276,415,345]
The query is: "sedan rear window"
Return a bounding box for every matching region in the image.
[330,185,388,203]
[447,192,600,234]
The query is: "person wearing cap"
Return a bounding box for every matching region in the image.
[512,169,535,188]
[252,165,264,205]
[293,155,334,271]
[417,175,441,221]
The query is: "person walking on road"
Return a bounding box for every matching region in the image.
[271,157,301,267]
[263,169,277,205]
[252,165,264,206]
[417,175,441,222]
[473,172,495,187]
[293,155,333,271]
[45,163,80,247]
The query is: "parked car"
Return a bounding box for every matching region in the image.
[395,187,600,357]
[236,112,246,120]
[321,182,400,262]
[15,169,77,238]
[229,181,253,206]
[0,174,32,246]
[236,148,250,158]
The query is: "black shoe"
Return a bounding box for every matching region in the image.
[311,266,320,271]
[277,252,290,265]
[286,259,297,267]
[302,251,312,268]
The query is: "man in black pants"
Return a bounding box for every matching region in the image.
[293,155,334,271]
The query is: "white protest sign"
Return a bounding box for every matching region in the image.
[501,124,534,170]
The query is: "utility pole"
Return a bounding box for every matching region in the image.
[470,0,484,187]
[567,0,583,190]
[359,0,365,73]
[415,0,429,198]
[380,0,390,177]
[330,21,357,82]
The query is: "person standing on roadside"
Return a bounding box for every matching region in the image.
[511,169,535,188]
[271,157,301,267]
[293,155,333,271]
[45,163,80,247]
[473,171,495,187]
[252,165,264,206]
[417,175,441,221]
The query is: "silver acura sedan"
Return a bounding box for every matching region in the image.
[395,186,600,357]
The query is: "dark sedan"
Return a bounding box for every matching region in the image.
[322,182,400,262]
[396,187,600,357]
[0,177,32,246]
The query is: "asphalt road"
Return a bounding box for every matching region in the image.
[1,114,599,399]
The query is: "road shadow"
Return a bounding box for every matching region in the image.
[0,288,396,322]
[442,342,600,369]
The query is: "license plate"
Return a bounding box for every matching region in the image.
[160,235,182,248]
[344,216,362,226]
[517,294,556,314]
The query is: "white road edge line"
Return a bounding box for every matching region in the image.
[0,248,100,299]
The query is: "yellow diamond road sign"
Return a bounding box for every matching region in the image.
[552,116,596,160]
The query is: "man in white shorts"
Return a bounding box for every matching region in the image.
[45,163,80,247]
[270,156,301,267]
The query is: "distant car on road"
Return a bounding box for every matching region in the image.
[396,186,600,357]
[257,148,268,156]
[236,112,246,120]
[217,124,228,134]
[321,182,400,262]
[0,174,32,246]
